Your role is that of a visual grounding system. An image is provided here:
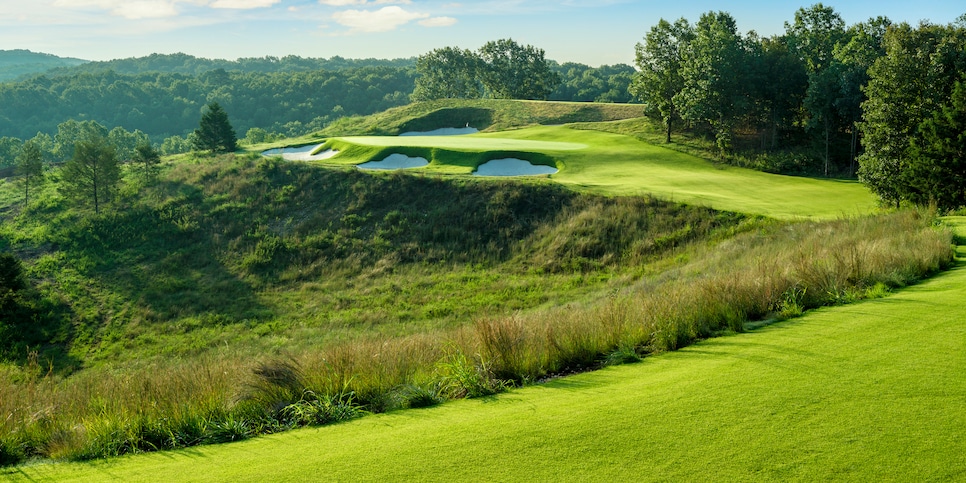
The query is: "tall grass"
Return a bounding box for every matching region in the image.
[0,209,952,465]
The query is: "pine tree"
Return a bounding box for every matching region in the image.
[60,133,120,214]
[193,102,237,154]
[15,140,44,207]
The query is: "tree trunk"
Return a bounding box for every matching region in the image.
[824,120,830,177]
[849,123,858,177]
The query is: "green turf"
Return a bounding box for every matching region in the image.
[326,125,876,220]
[12,219,963,482]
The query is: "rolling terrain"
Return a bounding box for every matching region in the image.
[0,100,957,476]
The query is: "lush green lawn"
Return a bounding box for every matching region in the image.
[327,125,877,220]
[11,219,962,482]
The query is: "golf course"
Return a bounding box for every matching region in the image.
[317,123,876,219]
[1,99,962,481]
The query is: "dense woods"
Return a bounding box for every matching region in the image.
[631,5,966,208]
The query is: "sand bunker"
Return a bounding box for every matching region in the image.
[400,127,479,136]
[262,143,338,161]
[357,153,429,170]
[473,158,558,177]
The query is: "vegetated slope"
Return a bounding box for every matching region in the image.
[0,50,87,82]
[0,100,946,468]
[0,152,741,368]
[13,219,964,481]
[317,99,646,136]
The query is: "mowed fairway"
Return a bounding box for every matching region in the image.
[13,220,964,482]
[331,125,876,219]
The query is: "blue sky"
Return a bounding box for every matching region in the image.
[1,1,963,66]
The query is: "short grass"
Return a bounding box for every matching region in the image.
[320,124,876,220]
[13,219,964,482]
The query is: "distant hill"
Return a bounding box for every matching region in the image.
[0,49,88,82]
[41,52,416,77]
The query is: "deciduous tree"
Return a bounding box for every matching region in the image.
[676,11,749,155]
[412,47,482,101]
[478,39,560,100]
[631,18,694,143]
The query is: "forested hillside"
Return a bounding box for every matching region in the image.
[0,50,87,82]
[0,67,416,142]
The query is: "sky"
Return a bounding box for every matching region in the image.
[1,0,963,67]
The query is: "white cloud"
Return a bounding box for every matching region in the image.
[332,6,428,33]
[418,16,457,27]
[210,0,280,8]
[53,0,180,19]
[51,0,279,19]
[114,1,179,18]
[318,0,411,5]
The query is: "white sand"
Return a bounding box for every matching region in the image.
[400,127,479,136]
[473,158,558,177]
[357,153,429,170]
[262,143,339,161]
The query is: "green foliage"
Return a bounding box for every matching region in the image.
[0,65,417,141]
[0,137,23,168]
[550,63,636,103]
[676,11,748,156]
[478,39,561,100]
[0,49,87,82]
[193,102,237,154]
[412,47,483,101]
[14,139,44,206]
[632,17,694,143]
[906,80,966,211]
[132,141,161,180]
[436,348,506,399]
[412,39,561,102]
[59,130,120,214]
[859,20,966,209]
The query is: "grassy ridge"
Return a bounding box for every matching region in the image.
[2,153,740,366]
[313,99,646,137]
[9,218,962,482]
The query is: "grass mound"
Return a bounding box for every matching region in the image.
[318,99,645,136]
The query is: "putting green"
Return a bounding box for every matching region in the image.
[333,125,877,220]
[15,220,964,481]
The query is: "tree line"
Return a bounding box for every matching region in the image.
[632,5,887,174]
[631,4,965,210]
[8,102,235,217]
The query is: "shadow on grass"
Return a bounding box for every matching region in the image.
[60,181,270,328]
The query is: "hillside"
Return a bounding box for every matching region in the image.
[0,50,87,82]
[0,101,953,467]
[19,220,962,481]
